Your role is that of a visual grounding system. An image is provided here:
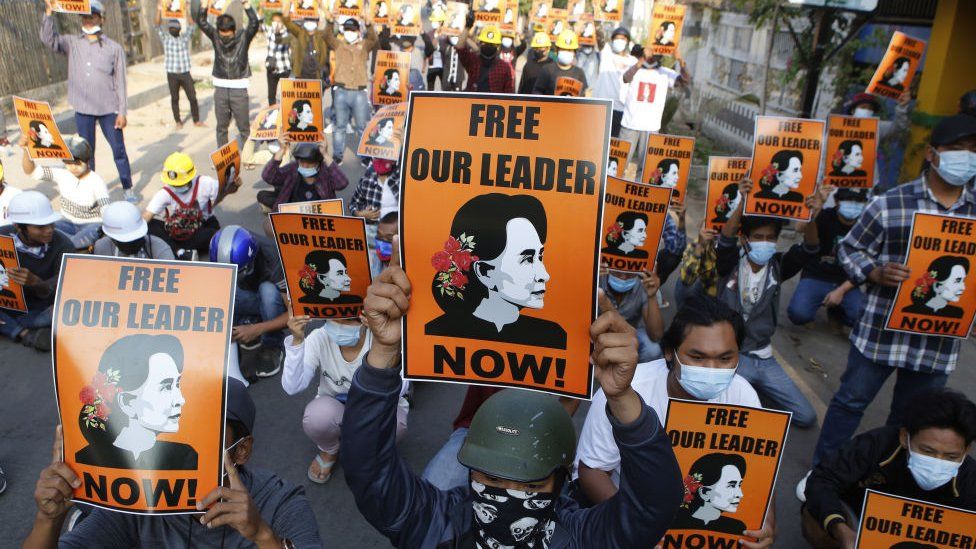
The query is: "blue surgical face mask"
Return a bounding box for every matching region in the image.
[906,434,963,491]
[675,354,738,400]
[607,274,638,293]
[934,150,976,187]
[325,321,362,347]
[297,166,319,178]
[837,200,865,220]
[746,240,777,266]
[375,239,393,262]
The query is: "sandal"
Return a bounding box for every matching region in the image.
[307,452,337,484]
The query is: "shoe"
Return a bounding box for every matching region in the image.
[0,464,6,495]
[256,346,283,378]
[324,122,334,133]
[795,470,811,503]
[175,249,197,262]
[345,123,354,134]
[333,155,343,166]
[19,327,51,352]
[123,189,139,204]
[359,156,371,168]
[175,122,184,129]
[194,121,207,127]
[238,340,262,383]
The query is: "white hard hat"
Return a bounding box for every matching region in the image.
[100,201,147,242]
[6,191,62,225]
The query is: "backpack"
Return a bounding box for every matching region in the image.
[163,179,210,241]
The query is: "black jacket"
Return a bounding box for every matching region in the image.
[196,6,260,80]
[805,426,976,534]
[340,361,684,548]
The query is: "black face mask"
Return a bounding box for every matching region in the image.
[480,44,498,58]
[533,48,548,60]
[168,27,181,37]
[114,238,146,256]
[219,32,235,43]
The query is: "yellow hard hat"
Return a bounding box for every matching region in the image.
[478,25,502,45]
[161,152,196,187]
[501,29,516,39]
[530,31,551,48]
[532,22,545,33]
[555,29,579,50]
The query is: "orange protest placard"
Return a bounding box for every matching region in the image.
[401,92,612,399]
[547,9,569,40]
[662,400,791,548]
[823,114,878,190]
[566,0,587,21]
[529,0,551,25]
[290,0,319,20]
[648,3,685,57]
[473,0,505,24]
[0,235,27,313]
[53,0,91,14]
[592,0,620,22]
[162,0,186,19]
[262,0,283,10]
[270,213,372,319]
[884,213,976,339]
[867,32,926,100]
[278,198,344,215]
[372,0,390,23]
[334,0,361,18]
[642,133,695,205]
[279,79,324,143]
[574,15,597,46]
[600,176,671,273]
[13,97,72,161]
[443,1,468,36]
[358,102,407,160]
[208,0,232,17]
[209,140,240,194]
[498,4,518,33]
[554,76,584,97]
[391,0,421,36]
[855,490,976,548]
[745,116,825,222]
[705,156,751,233]
[608,138,630,179]
[250,104,280,141]
[373,51,411,107]
[53,255,234,514]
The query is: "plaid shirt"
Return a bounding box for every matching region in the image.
[157,25,194,74]
[838,175,976,373]
[457,47,514,93]
[660,215,687,256]
[263,24,292,75]
[349,165,401,223]
[679,238,719,297]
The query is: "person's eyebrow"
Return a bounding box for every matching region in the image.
[520,249,534,259]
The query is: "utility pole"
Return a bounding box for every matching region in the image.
[760,4,781,115]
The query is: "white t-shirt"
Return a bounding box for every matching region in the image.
[379,177,398,218]
[145,176,220,220]
[574,359,760,484]
[620,66,678,132]
[32,166,110,224]
[592,45,637,111]
[0,184,23,227]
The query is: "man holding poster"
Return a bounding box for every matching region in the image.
[747,116,825,222]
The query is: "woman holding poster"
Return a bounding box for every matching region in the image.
[901,255,968,318]
[754,150,805,203]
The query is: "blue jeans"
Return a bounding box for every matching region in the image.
[812,346,949,465]
[787,277,865,327]
[422,427,470,490]
[74,112,132,189]
[234,281,287,348]
[0,305,53,340]
[332,87,370,157]
[636,327,662,363]
[737,353,817,428]
[55,220,102,249]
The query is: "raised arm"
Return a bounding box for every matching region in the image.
[196,0,216,39]
[39,5,70,56]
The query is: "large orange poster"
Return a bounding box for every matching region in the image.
[270,213,372,319]
[162,0,186,20]
[600,176,671,273]
[855,490,976,548]
[608,138,630,179]
[705,156,751,233]
[867,32,926,100]
[592,0,620,22]
[473,0,505,24]
[823,114,878,190]
[373,51,411,107]
[278,198,344,215]
[279,79,324,143]
[209,139,240,194]
[648,3,685,57]
[745,116,825,222]
[14,97,72,161]
[52,255,234,514]
[358,102,407,160]
[0,235,27,313]
[250,104,280,141]
[401,93,612,399]
[391,0,421,36]
[53,0,91,14]
[641,133,695,205]
[663,400,791,548]
[529,0,551,24]
[884,213,976,339]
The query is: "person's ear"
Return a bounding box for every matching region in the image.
[117,392,137,418]
[472,260,496,290]
[698,485,710,502]
[899,427,908,449]
[925,145,938,167]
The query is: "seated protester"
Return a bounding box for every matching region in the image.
[144,152,239,260]
[802,389,976,549]
[241,138,290,174]
[842,92,911,194]
[600,267,664,363]
[715,177,819,428]
[0,191,72,351]
[787,187,867,328]
[210,225,289,380]
[93,201,174,259]
[675,221,719,310]
[23,379,323,548]
[575,295,774,546]
[349,158,399,242]
[369,209,398,277]
[282,310,409,484]
[0,159,24,227]
[532,30,589,96]
[258,138,347,211]
[20,134,109,250]
[341,257,684,548]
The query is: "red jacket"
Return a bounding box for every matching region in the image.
[456,46,514,93]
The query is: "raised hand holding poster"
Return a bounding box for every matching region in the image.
[401,93,612,399]
[52,256,235,513]
[14,97,72,160]
[278,198,344,214]
[209,140,240,194]
[705,157,751,233]
[600,176,671,273]
[641,133,695,205]
[648,3,685,57]
[867,32,926,100]
[884,213,976,338]
[279,79,324,143]
[823,114,878,190]
[53,0,92,14]
[358,102,407,160]
[0,235,28,313]
[162,0,186,20]
[392,0,422,36]
[372,51,411,107]
[745,116,825,222]
[855,490,976,548]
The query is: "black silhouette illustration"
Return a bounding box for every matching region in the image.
[297,250,360,304]
[754,150,804,202]
[902,255,969,319]
[602,211,649,259]
[671,453,748,535]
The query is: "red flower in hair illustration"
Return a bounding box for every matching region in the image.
[715,194,730,214]
[298,264,318,291]
[759,162,779,187]
[682,473,703,507]
[831,149,844,169]
[912,270,937,299]
[648,168,663,185]
[79,368,121,430]
[431,234,478,299]
[605,221,623,245]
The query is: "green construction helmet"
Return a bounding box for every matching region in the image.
[458,389,576,483]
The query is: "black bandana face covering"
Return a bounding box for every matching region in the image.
[470,480,557,548]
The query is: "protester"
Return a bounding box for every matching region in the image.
[396,32,435,93]
[258,138,347,210]
[497,30,525,75]
[576,35,601,87]
[0,191,72,351]
[599,268,664,362]
[281,2,329,83]
[0,160,23,226]
[197,0,260,146]
[39,0,137,203]
[368,210,398,277]
[22,379,323,548]
[143,152,239,260]
[263,11,293,106]
[592,26,637,137]
[676,222,719,309]
[348,158,399,241]
[532,30,588,96]
[620,48,679,179]
[715,178,819,428]
[517,32,552,95]
[430,20,465,92]
[323,13,378,165]
[342,254,684,547]
[802,389,976,548]
[93,200,174,259]
[456,25,514,93]
[425,11,447,90]
[155,3,202,129]
[19,135,108,250]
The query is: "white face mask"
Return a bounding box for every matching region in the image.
[303,21,318,31]
[448,36,459,46]
[343,30,359,43]
[556,50,575,66]
[906,434,964,491]
[853,107,875,119]
[611,38,627,54]
[82,25,101,35]
[934,149,976,187]
[501,37,513,48]
[431,21,441,29]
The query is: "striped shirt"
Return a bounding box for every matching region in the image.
[157,24,194,74]
[33,166,110,224]
[263,24,292,75]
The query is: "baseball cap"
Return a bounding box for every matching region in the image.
[226,378,256,436]
[930,114,976,147]
[89,0,104,14]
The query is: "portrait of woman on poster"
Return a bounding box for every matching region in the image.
[75,334,198,471]
[287,100,318,133]
[298,249,360,304]
[654,21,676,46]
[711,183,741,224]
[398,3,415,25]
[901,255,969,319]
[29,121,57,149]
[379,69,402,97]
[366,117,396,147]
[0,258,16,298]
[261,108,280,131]
[671,453,748,535]
[829,139,867,177]
[602,211,649,259]
[374,0,389,18]
[882,56,911,91]
[424,193,567,350]
[601,0,618,14]
[607,157,619,178]
[754,149,804,202]
[652,158,680,189]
